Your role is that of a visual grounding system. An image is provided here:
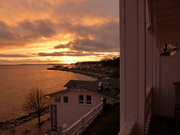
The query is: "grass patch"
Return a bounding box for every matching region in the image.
[82,103,120,135]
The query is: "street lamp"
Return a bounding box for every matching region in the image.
[11,106,17,132]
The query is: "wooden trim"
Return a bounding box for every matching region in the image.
[153,0,180,53]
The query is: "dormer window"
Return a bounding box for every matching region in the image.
[55,96,60,103]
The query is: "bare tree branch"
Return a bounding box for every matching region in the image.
[23,86,49,124]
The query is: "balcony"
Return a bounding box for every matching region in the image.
[149,118,180,135]
[119,86,180,135]
[119,87,153,135]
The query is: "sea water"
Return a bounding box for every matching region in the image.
[0,65,95,122]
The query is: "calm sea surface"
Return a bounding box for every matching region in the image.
[0,65,96,122]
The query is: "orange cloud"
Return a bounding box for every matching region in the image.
[0,0,119,64]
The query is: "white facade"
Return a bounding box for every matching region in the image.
[48,87,117,133]
[120,0,180,134]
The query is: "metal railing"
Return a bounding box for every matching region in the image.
[62,102,103,135]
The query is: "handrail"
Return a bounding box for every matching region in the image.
[145,86,153,135]
[62,102,103,135]
[119,86,153,135]
[119,120,136,135]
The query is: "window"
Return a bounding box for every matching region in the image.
[86,95,91,104]
[79,95,84,104]
[55,96,60,103]
[64,96,68,103]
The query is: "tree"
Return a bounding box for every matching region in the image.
[101,56,120,68]
[23,86,48,125]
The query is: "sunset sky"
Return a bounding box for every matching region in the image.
[0,0,119,65]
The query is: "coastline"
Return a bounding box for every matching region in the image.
[0,107,49,133]
[0,67,112,133]
[0,69,99,132]
[47,68,107,79]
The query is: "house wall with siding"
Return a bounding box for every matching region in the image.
[49,88,115,130]
[157,51,180,117]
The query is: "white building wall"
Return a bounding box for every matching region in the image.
[50,89,115,130]
[156,51,180,118]
[120,0,146,134]
[120,0,180,134]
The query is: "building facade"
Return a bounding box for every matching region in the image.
[46,78,119,134]
[119,0,180,134]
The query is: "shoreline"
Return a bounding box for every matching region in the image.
[47,68,107,79]
[0,107,49,132]
[1,68,100,129]
[0,68,113,132]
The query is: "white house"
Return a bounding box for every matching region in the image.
[46,78,119,134]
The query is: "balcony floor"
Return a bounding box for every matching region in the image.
[149,118,180,135]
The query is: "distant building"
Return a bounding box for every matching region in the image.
[75,61,102,69]
[45,78,119,134]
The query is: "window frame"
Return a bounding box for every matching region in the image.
[86,95,92,105]
[55,96,61,103]
[79,95,84,104]
[63,96,68,104]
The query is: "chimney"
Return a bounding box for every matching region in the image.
[105,77,110,89]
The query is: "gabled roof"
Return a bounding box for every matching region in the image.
[63,80,92,88]
[45,89,67,96]
[79,78,119,99]
[46,78,120,100]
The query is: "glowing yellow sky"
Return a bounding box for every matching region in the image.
[0,0,119,64]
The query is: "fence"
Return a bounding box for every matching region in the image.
[62,102,103,135]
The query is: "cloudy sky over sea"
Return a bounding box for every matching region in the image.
[0,0,119,64]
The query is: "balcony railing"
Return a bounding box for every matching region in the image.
[62,102,103,135]
[145,86,153,134]
[118,120,137,135]
[119,86,153,135]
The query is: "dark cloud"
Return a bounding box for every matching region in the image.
[53,20,119,53]
[54,37,119,52]
[38,51,98,57]
[0,54,33,57]
[0,59,13,64]
[0,19,57,47]
[69,38,118,52]
[0,0,119,64]
[0,21,20,47]
[54,44,68,49]
[19,19,56,39]
[52,0,119,24]
[38,52,64,56]
[0,58,62,64]
[0,22,16,40]
[0,19,119,55]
